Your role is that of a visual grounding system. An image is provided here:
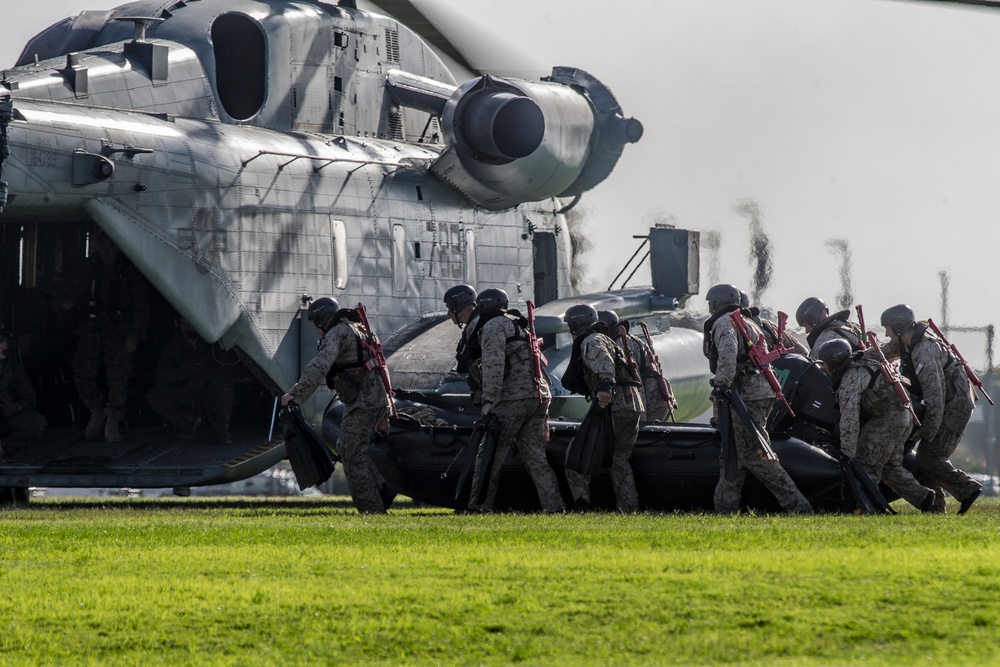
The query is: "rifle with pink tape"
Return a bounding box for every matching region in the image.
[354,303,399,418]
[927,319,994,406]
[729,309,795,417]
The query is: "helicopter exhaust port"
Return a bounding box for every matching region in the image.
[429,69,641,211]
[459,90,544,161]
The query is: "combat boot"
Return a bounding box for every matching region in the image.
[105,418,123,443]
[84,408,106,440]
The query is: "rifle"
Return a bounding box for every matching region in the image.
[354,303,399,418]
[638,321,677,421]
[927,318,995,406]
[616,323,641,383]
[525,300,548,403]
[854,305,870,350]
[729,309,795,416]
[865,330,922,426]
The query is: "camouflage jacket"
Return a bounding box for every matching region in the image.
[289,320,388,411]
[901,325,973,441]
[710,311,772,401]
[807,311,863,359]
[580,331,644,413]
[479,314,548,405]
[834,359,903,458]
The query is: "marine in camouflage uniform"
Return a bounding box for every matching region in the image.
[881,305,981,513]
[817,339,935,511]
[598,312,674,422]
[623,332,674,422]
[145,317,239,442]
[705,285,812,514]
[564,306,645,512]
[0,333,46,456]
[468,294,564,513]
[443,285,483,404]
[282,299,389,514]
[796,297,863,359]
[72,236,151,442]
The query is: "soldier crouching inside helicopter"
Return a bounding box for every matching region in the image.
[816,339,937,513]
[73,234,151,443]
[463,289,565,514]
[0,329,46,460]
[704,284,813,515]
[146,315,240,443]
[281,297,392,515]
[562,304,644,512]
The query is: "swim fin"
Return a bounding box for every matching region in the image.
[565,402,615,477]
[472,413,502,507]
[282,403,336,490]
[714,388,739,482]
[836,450,895,515]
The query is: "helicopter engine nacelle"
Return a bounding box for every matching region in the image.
[428,68,642,211]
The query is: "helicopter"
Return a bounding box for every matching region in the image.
[0,0,716,500]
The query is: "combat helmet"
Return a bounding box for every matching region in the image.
[796,297,828,328]
[476,288,509,314]
[564,304,598,336]
[880,304,916,336]
[307,297,340,331]
[816,338,853,376]
[597,310,620,338]
[739,291,750,309]
[443,284,477,314]
[705,284,741,316]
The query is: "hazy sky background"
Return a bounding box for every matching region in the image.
[3,0,998,366]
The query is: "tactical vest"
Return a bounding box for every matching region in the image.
[806,310,863,351]
[834,359,894,420]
[703,307,756,375]
[562,325,640,398]
[322,318,370,390]
[899,322,958,401]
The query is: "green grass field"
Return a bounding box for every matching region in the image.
[2,496,999,666]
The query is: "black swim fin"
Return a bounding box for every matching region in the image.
[282,403,336,490]
[565,402,615,476]
[836,450,895,515]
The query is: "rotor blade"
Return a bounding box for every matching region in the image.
[889,0,1000,8]
[360,0,543,79]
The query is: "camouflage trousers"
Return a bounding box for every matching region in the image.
[0,409,46,449]
[72,320,135,421]
[566,408,641,512]
[715,397,813,514]
[337,404,388,514]
[855,411,933,510]
[468,397,565,513]
[642,377,673,422]
[915,393,979,511]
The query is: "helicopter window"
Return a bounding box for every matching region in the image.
[211,14,266,121]
[465,230,476,284]
[415,185,423,201]
[334,32,349,48]
[331,219,347,290]
[392,224,406,293]
[414,242,421,260]
[334,77,343,93]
